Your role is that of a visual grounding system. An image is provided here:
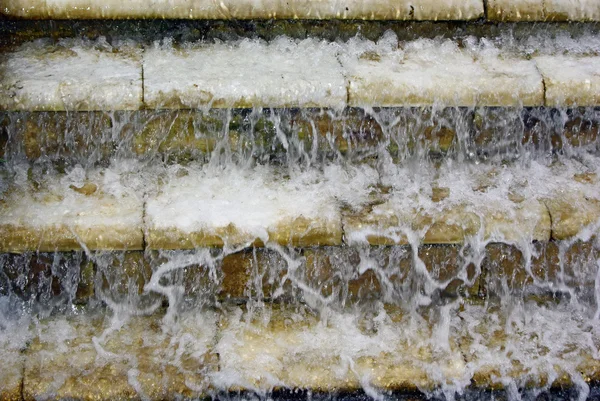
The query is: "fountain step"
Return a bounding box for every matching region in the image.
[3,0,600,21]
[2,37,600,111]
[3,107,598,165]
[1,158,599,252]
[1,0,485,20]
[2,303,599,400]
[488,0,600,21]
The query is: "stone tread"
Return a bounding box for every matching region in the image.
[0,167,144,252]
[1,38,600,111]
[0,159,599,252]
[4,0,600,21]
[487,0,600,21]
[2,304,598,400]
[2,0,485,20]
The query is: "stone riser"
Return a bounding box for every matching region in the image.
[2,241,598,310]
[2,37,599,112]
[1,108,598,164]
[2,0,599,21]
[2,20,598,50]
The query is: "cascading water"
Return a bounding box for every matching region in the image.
[0,19,599,401]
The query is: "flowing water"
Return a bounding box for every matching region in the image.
[0,25,600,401]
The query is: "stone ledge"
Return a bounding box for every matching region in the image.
[487,0,600,21]
[345,160,600,246]
[215,305,465,392]
[143,38,347,109]
[1,0,484,20]
[535,56,600,107]
[458,302,600,391]
[143,165,377,249]
[0,167,144,252]
[0,40,142,112]
[23,312,218,401]
[343,38,544,107]
[2,38,600,112]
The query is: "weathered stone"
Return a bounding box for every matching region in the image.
[0,41,142,111]
[305,245,481,301]
[344,199,550,246]
[215,305,465,392]
[0,168,144,252]
[1,0,484,20]
[545,193,600,240]
[291,109,384,154]
[143,39,346,109]
[19,111,114,160]
[344,40,543,107]
[544,0,600,21]
[0,252,94,305]
[486,0,544,21]
[535,56,600,106]
[23,312,218,401]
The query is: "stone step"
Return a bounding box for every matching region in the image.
[2,107,598,165]
[2,303,599,400]
[1,158,599,252]
[3,0,600,21]
[1,0,484,20]
[2,36,600,111]
[0,156,600,252]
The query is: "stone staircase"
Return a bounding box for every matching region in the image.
[1,2,600,401]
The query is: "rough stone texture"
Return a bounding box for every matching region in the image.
[23,312,218,401]
[344,199,550,246]
[344,39,544,107]
[544,0,600,21]
[487,0,599,21]
[483,241,600,297]
[486,0,544,21]
[214,305,465,392]
[143,38,346,109]
[1,0,483,19]
[545,193,600,240]
[0,41,142,111]
[535,56,600,107]
[0,168,144,252]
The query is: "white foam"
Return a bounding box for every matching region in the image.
[0,38,142,111]
[341,33,544,107]
[145,163,378,239]
[143,37,347,109]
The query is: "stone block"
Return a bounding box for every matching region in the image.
[486,0,544,21]
[0,252,94,306]
[143,38,346,109]
[0,167,144,252]
[145,167,344,249]
[535,56,600,107]
[0,40,142,111]
[23,312,218,401]
[214,305,465,392]
[344,38,544,107]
